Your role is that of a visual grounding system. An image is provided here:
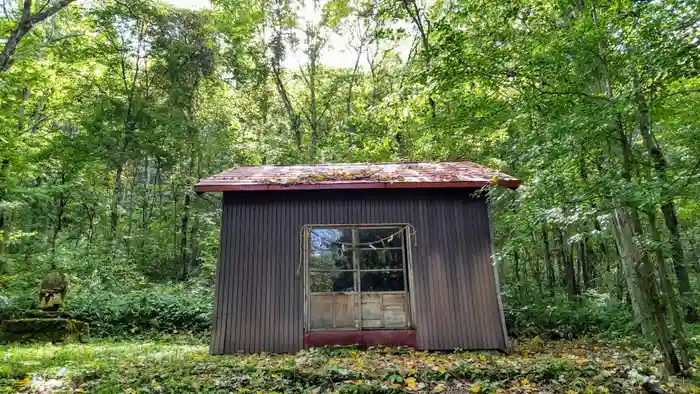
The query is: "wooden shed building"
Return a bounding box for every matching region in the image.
[195,161,520,354]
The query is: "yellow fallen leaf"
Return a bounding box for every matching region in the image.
[433,383,446,392]
[406,377,417,389]
[470,383,481,393]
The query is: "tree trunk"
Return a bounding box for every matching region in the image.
[543,227,555,297]
[635,84,697,322]
[309,31,319,159]
[0,0,75,73]
[612,207,680,374]
[51,173,66,259]
[532,235,544,298]
[559,229,578,298]
[110,164,123,242]
[180,191,191,280]
[0,158,9,272]
[346,40,364,148]
[179,151,196,281]
[400,0,434,117]
[126,164,138,253]
[580,236,593,291]
[648,210,690,370]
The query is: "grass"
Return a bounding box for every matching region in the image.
[1,338,699,393]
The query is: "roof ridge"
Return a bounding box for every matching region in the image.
[195,161,520,193]
[229,160,480,167]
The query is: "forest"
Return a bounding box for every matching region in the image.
[1,0,700,392]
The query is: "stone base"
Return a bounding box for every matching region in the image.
[0,318,89,344]
[26,310,74,319]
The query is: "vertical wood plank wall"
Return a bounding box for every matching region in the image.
[209,189,507,354]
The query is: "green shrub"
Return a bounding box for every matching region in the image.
[65,282,214,337]
[502,288,637,340]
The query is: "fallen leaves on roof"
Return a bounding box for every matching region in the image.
[260,169,405,185]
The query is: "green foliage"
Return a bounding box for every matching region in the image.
[503,289,636,340]
[67,282,213,337]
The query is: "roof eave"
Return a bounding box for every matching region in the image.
[194,179,521,193]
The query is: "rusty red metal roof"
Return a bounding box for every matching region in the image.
[195,161,520,192]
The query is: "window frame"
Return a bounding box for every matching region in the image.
[302,223,414,331]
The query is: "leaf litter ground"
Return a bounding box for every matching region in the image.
[1,339,699,393]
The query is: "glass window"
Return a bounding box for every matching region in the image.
[305,225,411,330]
[311,228,353,250]
[360,271,405,292]
[359,249,403,270]
[309,249,353,270]
[358,228,403,248]
[310,271,355,293]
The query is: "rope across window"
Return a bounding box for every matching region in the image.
[296,224,416,277]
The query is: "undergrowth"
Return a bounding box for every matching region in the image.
[1,339,699,393]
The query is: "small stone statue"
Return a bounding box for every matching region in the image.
[39,272,68,312]
[0,271,87,344]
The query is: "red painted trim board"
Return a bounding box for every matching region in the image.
[303,330,416,349]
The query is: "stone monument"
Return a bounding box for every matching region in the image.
[0,272,89,343]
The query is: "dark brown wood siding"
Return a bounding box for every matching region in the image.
[209,189,507,354]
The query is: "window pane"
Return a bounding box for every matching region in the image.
[310,249,353,270]
[311,228,353,250]
[360,271,405,292]
[310,271,355,293]
[358,228,403,248]
[359,249,403,270]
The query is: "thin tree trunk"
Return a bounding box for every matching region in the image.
[309,30,319,158]
[513,250,521,297]
[51,173,66,260]
[580,238,591,291]
[110,164,123,242]
[0,158,9,272]
[141,157,149,229]
[543,227,555,297]
[180,191,191,280]
[559,229,578,298]
[532,234,544,297]
[399,0,435,117]
[126,164,138,252]
[179,152,195,280]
